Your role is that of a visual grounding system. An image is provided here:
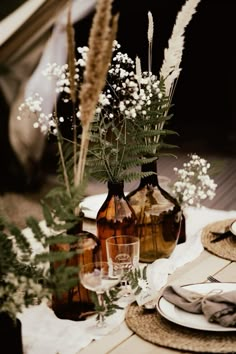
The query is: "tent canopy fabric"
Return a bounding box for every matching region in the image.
[0,0,96,193]
[0,0,68,103]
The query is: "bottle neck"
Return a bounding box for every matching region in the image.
[107,180,125,197]
[140,160,159,188]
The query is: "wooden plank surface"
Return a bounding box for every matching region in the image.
[80,321,133,354]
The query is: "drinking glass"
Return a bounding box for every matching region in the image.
[106,235,140,298]
[79,261,122,335]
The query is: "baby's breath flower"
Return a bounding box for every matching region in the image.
[17,93,43,120]
[17,40,169,183]
[172,153,217,208]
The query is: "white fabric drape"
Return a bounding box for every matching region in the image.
[25,0,96,114]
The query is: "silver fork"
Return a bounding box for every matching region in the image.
[207,275,221,283]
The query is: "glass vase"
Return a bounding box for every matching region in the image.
[126,160,183,263]
[50,219,101,321]
[178,211,186,244]
[0,313,23,354]
[96,181,137,261]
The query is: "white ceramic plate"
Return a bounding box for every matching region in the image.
[157,282,236,332]
[80,194,107,219]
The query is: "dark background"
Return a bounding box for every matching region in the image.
[0,0,25,20]
[117,0,235,155]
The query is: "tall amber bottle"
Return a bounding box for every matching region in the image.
[50,220,101,321]
[126,160,183,263]
[96,181,137,261]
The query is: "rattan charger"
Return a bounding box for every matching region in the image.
[125,302,236,353]
[201,218,236,261]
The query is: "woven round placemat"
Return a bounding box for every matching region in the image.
[125,303,236,353]
[201,218,236,261]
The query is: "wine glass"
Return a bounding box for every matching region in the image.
[106,235,140,299]
[79,261,122,335]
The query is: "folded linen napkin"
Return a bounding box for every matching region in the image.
[162,285,236,327]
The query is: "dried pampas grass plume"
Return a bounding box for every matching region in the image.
[160,0,201,98]
[147,11,154,44]
[135,56,142,88]
[75,0,119,187]
[147,11,154,74]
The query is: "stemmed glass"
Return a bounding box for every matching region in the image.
[106,235,140,299]
[79,261,122,335]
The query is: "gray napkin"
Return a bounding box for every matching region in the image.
[162,285,236,327]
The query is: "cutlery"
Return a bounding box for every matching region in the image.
[210,220,236,243]
[210,230,232,243]
[207,275,221,283]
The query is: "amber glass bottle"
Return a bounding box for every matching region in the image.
[126,160,183,263]
[50,220,101,321]
[96,181,137,261]
[0,313,23,354]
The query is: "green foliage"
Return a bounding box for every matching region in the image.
[87,266,149,319]
[41,178,86,233]
[0,214,83,319]
[126,266,148,296]
[0,216,47,318]
[89,286,123,319]
[40,136,87,233]
[0,135,91,319]
[86,73,178,184]
[0,218,38,279]
[46,264,79,298]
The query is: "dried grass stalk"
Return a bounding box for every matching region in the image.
[66,2,76,104]
[160,0,201,98]
[147,11,154,74]
[75,0,119,186]
[135,56,142,88]
[66,1,77,180]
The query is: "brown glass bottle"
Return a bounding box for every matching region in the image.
[0,313,23,354]
[96,181,137,261]
[50,220,101,321]
[126,160,183,263]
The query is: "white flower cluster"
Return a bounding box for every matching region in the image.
[17,47,88,133]
[17,41,165,144]
[17,93,64,135]
[17,93,43,115]
[95,41,163,122]
[172,153,217,208]
[41,45,88,97]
